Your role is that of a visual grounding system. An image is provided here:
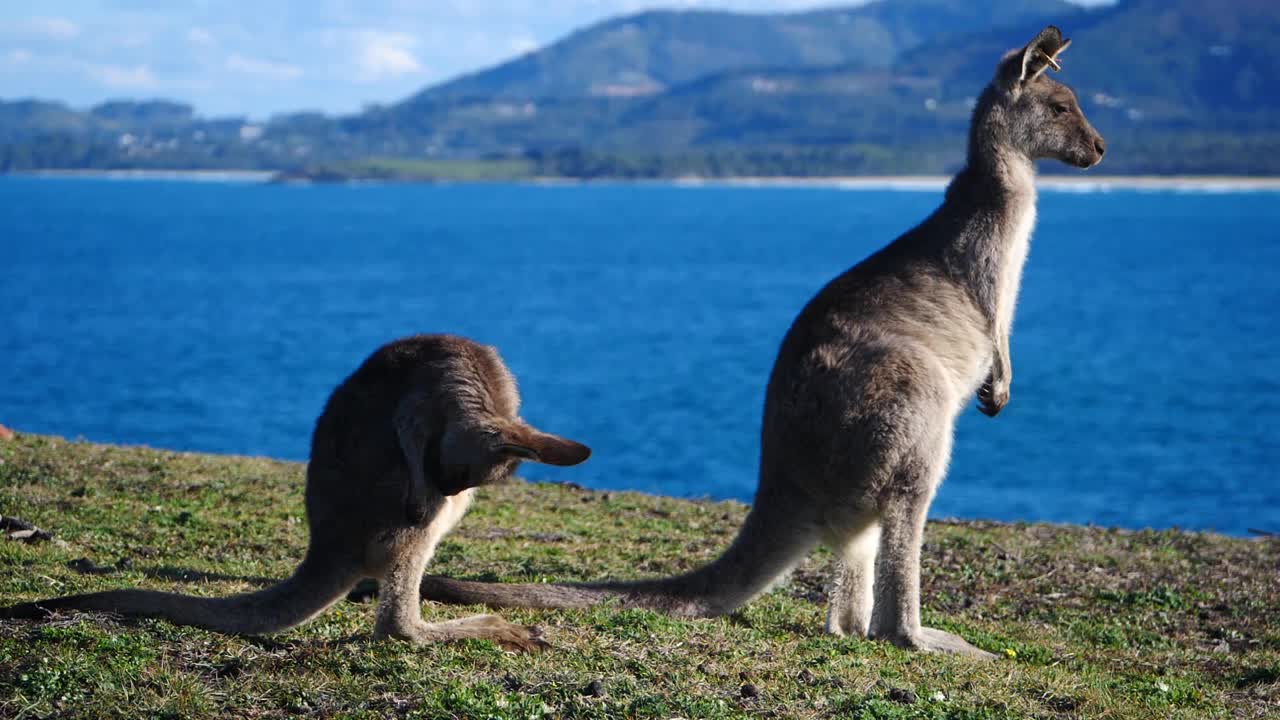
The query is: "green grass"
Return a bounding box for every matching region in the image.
[1,433,1277,718]
[331,157,538,182]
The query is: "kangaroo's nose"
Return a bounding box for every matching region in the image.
[1094,137,1107,157]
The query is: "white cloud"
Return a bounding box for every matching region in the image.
[187,27,216,47]
[25,16,81,40]
[226,53,303,80]
[109,29,153,49]
[90,63,157,89]
[354,30,424,81]
[6,48,32,64]
[508,33,538,55]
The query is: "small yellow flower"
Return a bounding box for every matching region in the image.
[1004,648,1018,659]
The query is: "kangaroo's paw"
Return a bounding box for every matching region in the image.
[488,619,549,653]
[428,614,550,653]
[913,627,997,659]
[875,626,997,659]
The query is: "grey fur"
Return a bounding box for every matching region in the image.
[417,26,1105,659]
[1,335,590,650]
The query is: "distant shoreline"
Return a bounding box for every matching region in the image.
[17,169,276,182]
[10,169,1280,192]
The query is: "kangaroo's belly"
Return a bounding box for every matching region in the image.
[846,292,991,411]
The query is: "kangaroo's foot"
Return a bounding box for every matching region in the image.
[374,613,548,652]
[873,626,996,659]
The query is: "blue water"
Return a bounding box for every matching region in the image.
[1,177,1277,535]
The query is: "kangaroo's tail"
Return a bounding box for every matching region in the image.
[1,552,360,636]
[421,500,817,618]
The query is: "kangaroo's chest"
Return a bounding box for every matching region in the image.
[994,199,1036,334]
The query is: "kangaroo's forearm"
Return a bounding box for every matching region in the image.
[977,333,1012,417]
[991,334,1011,384]
[394,394,433,514]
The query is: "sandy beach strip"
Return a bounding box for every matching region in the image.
[666,175,1280,192]
[19,169,276,183]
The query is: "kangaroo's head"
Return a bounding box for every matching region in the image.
[433,343,591,496]
[981,26,1105,169]
[435,419,591,496]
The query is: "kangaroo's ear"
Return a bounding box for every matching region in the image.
[996,25,1071,91]
[501,426,591,466]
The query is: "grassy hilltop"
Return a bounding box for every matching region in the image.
[0,432,1277,719]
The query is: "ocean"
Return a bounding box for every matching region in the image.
[1,176,1276,535]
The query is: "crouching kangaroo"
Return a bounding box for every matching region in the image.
[417,26,1105,659]
[1,334,590,650]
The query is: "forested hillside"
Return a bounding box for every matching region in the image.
[3,0,1277,177]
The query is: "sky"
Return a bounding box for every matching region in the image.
[0,1,1111,119]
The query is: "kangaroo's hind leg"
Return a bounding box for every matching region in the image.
[371,536,546,650]
[370,497,546,651]
[866,432,995,659]
[825,516,880,637]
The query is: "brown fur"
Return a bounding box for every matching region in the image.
[0,335,590,650]
[416,27,1105,659]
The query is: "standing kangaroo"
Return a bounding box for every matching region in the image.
[416,27,1105,658]
[1,335,590,649]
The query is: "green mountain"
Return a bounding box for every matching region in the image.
[0,100,92,141]
[415,0,1077,101]
[894,0,1280,123]
[347,0,1280,174]
[3,0,1279,176]
[346,0,1073,158]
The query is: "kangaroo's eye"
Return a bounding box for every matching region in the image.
[1052,103,1070,116]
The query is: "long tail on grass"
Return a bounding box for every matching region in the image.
[421,501,816,618]
[0,553,360,636]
